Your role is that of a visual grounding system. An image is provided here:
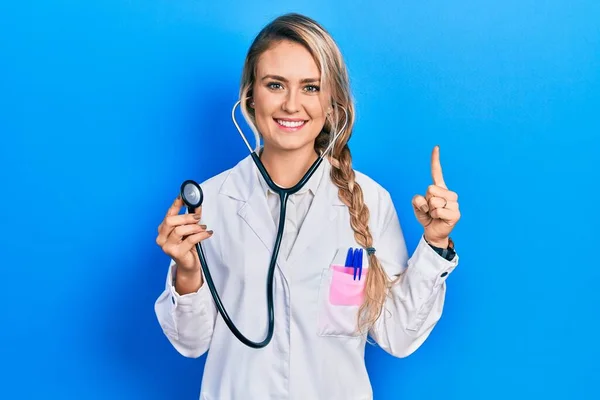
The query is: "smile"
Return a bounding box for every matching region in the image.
[275,118,307,131]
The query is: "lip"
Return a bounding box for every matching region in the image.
[273,117,308,132]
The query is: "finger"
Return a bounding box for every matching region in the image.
[412,194,429,213]
[443,200,459,211]
[158,213,202,239]
[425,185,458,202]
[177,230,214,254]
[157,196,187,243]
[427,196,448,211]
[165,213,202,229]
[428,197,459,213]
[430,145,447,189]
[430,207,460,222]
[167,224,208,244]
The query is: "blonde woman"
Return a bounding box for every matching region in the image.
[155,13,460,400]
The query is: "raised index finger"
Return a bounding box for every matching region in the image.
[430,145,447,188]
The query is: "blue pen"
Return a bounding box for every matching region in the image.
[357,248,363,280]
[345,247,354,269]
[352,248,360,280]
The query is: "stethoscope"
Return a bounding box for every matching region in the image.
[179,99,348,349]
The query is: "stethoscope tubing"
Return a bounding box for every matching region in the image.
[180,99,347,349]
[188,154,323,348]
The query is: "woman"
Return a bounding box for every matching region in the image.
[155,13,460,400]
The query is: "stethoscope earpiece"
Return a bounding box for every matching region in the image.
[180,180,203,212]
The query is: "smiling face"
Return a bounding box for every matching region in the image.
[251,40,329,156]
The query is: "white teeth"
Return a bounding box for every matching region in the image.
[277,119,305,128]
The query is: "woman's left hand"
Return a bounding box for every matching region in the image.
[412,146,461,248]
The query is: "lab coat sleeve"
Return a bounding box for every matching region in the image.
[368,192,459,358]
[154,260,218,358]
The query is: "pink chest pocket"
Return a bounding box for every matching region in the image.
[328,265,369,306]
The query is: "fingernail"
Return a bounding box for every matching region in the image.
[420,205,428,213]
[200,224,207,229]
[208,230,214,235]
[193,214,202,220]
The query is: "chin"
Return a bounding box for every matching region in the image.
[262,121,320,153]
[272,138,315,153]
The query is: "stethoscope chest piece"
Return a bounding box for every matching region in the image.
[180,180,203,211]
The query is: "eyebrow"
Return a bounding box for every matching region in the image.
[261,74,320,84]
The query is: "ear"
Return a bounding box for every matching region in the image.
[327,100,336,114]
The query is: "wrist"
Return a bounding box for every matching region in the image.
[424,235,450,249]
[176,264,201,279]
[424,236,456,261]
[174,265,203,295]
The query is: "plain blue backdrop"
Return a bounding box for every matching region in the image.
[1,0,598,399]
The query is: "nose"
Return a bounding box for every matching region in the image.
[282,90,300,114]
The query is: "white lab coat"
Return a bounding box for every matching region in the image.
[155,154,459,400]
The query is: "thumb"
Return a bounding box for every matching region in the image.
[412,194,429,214]
[412,194,433,226]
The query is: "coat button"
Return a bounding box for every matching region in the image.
[440,272,448,277]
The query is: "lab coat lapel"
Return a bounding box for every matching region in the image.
[220,155,344,273]
[237,183,277,254]
[287,160,344,266]
[221,155,276,254]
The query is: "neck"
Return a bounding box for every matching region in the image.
[260,145,319,188]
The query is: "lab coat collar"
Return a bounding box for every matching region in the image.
[255,153,324,199]
[220,153,343,206]
[220,154,345,271]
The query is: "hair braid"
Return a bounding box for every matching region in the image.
[328,146,392,335]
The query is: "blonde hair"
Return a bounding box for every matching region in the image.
[238,13,393,335]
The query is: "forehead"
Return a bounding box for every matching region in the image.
[256,40,320,79]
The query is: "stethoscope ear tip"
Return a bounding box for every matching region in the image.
[180,180,203,211]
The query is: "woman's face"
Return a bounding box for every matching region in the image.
[252,40,329,155]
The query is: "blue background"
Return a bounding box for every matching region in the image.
[1,1,598,399]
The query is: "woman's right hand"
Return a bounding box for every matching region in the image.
[156,195,213,274]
